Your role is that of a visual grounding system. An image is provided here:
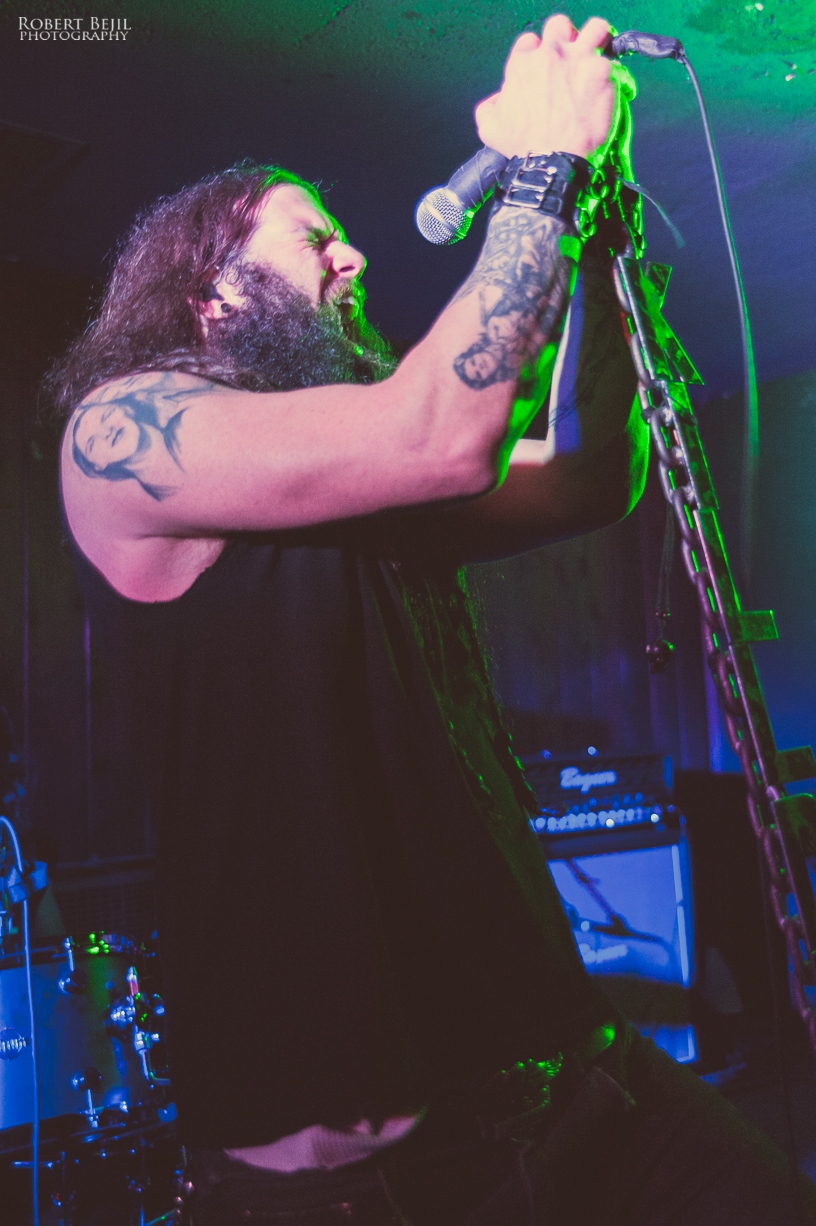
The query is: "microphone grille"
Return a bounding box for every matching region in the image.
[415,188,467,245]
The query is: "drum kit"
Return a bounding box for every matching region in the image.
[0,929,183,1224]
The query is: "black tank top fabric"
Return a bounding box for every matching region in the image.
[70,516,607,1148]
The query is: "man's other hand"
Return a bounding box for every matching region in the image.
[475,15,623,161]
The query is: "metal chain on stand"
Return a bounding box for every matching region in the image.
[611,253,816,1052]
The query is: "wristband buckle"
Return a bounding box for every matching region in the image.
[495,151,599,240]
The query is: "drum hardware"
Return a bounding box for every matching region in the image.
[0,1026,28,1058]
[134,1027,170,1087]
[0,815,180,1222]
[0,924,175,1226]
[0,815,42,1224]
[12,1153,65,1171]
[57,970,87,995]
[58,937,88,996]
[70,1067,103,1129]
[0,856,48,906]
[124,964,171,1087]
[0,935,172,1132]
[0,924,179,1224]
[0,853,49,951]
[5,1118,182,1224]
[108,995,137,1027]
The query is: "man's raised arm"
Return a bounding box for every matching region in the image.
[62,17,618,558]
[422,244,648,563]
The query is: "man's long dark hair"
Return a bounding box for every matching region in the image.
[47,162,378,417]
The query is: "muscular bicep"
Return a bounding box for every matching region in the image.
[60,365,491,542]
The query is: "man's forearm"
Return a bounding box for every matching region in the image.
[449,206,575,400]
[391,204,579,490]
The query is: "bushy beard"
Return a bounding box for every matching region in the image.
[201,263,397,392]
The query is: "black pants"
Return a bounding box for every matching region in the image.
[182,1027,816,1226]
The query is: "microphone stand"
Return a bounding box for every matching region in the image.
[612,247,816,1053]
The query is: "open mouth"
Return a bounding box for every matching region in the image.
[336,296,359,318]
[329,282,362,318]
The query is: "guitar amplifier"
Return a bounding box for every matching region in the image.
[521,751,676,856]
[522,752,697,1065]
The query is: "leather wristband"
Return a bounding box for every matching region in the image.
[494,151,597,240]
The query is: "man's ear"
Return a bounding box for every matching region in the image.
[198,277,246,321]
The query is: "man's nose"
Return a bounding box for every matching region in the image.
[326,240,366,283]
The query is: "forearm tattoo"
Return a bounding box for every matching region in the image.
[451,209,571,391]
[70,373,213,500]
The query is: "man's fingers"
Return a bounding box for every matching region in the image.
[539,13,578,46]
[573,16,613,54]
[487,13,626,159]
[510,30,540,55]
[503,29,541,80]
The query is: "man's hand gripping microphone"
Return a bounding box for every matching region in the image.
[415,28,682,254]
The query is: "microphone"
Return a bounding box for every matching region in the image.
[414,29,686,245]
[415,146,509,246]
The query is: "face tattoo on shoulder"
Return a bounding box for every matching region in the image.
[71,373,212,500]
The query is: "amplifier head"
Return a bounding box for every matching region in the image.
[521,752,674,839]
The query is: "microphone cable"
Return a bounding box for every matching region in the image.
[673,49,759,592]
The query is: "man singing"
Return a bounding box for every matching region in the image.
[54,14,816,1225]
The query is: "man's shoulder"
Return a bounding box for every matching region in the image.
[73,368,215,413]
[60,367,230,602]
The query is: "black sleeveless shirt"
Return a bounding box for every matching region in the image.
[71,515,607,1148]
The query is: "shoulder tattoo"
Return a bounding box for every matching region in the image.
[70,373,213,501]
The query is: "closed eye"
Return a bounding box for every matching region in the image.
[306,224,344,249]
